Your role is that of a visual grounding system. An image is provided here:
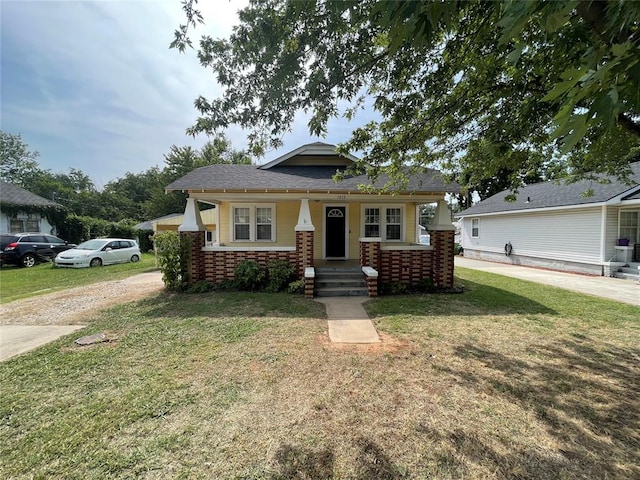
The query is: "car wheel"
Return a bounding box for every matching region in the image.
[130,254,140,263]
[21,253,37,268]
[89,258,103,267]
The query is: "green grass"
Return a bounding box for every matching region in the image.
[1,267,638,479]
[0,253,157,303]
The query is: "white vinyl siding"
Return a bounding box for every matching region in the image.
[232,204,275,242]
[462,207,604,264]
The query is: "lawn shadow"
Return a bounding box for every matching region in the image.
[135,291,326,320]
[440,337,640,478]
[370,278,557,318]
[269,438,407,479]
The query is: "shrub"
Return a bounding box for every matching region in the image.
[234,260,267,291]
[417,277,437,293]
[153,231,191,291]
[266,259,295,292]
[186,280,214,294]
[288,279,305,295]
[381,281,408,295]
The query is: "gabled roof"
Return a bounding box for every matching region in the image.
[457,162,640,216]
[0,181,60,207]
[258,142,358,169]
[166,164,458,194]
[166,142,459,194]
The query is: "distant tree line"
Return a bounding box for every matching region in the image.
[0,131,251,230]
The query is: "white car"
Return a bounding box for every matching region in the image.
[55,238,141,268]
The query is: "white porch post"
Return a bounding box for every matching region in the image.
[178,197,205,232]
[295,198,315,231]
[431,200,455,231]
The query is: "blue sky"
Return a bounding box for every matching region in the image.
[1,0,375,188]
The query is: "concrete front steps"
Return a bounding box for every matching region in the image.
[314,266,368,297]
[613,264,640,281]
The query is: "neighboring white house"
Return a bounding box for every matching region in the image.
[456,162,640,277]
[0,181,61,234]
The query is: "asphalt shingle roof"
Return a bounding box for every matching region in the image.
[457,162,640,216]
[0,181,59,207]
[165,165,459,194]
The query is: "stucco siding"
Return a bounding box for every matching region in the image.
[462,207,604,264]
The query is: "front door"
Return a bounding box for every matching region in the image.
[325,206,346,258]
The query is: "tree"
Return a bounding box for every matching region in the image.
[173,0,640,194]
[144,135,252,219]
[0,131,42,188]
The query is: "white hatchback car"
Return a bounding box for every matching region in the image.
[55,238,141,268]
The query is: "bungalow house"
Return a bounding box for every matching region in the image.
[0,181,62,234]
[456,162,640,278]
[165,142,459,296]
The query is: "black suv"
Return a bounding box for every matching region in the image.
[0,233,76,268]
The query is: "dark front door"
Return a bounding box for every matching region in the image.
[325,206,346,258]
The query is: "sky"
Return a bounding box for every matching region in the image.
[1,0,375,188]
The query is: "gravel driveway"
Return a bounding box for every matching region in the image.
[0,271,164,326]
[0,271,164,361]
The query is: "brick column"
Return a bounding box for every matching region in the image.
[296,230,314,278]
[180,231,205,284]
[359,238,381,270]
[430,229,455,287]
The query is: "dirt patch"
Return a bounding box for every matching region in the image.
[0,272,163,326]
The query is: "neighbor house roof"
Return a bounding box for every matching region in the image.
[0,181,60,207]
[166,142,459,194]
[133,213,183,231]
[457,162,640,216]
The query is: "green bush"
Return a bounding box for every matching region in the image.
[58,214,137,244]
[380,281,408,295]
[234,260,267,291]
[153,231,191,291]
[417,277,437,293]
[288,279,305,294]
[186,280,214,294]
[266,259,295,292]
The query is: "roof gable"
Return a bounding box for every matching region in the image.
[258,142,358,169]
[457,162,640,216]
[0,181,59,207]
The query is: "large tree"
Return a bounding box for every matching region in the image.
[173,0,640,195]
[0,131,41,188]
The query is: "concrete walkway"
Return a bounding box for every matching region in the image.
[0,325,86,361]
[455,257,640,306]
[315,297,380,343]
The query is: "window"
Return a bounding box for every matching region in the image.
[362,205,403,241]
[364,208,380,237]
[232,204,275,242]
[619,211,638,244]
[386,208,402,240]
[471,218,479,238]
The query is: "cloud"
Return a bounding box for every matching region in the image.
[0,0,376,187]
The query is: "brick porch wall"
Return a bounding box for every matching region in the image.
[182,230,315,285]
[379,249,434,285]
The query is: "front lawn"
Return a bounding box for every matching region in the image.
[1,267,638,479]
[0,253,157,303]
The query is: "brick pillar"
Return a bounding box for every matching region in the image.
[180,231,205,284]
[365,276,378,297]
[359,239,381,270]
[430,229,455,287]
[296,230,314,278]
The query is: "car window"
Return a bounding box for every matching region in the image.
[106,241,119,249]
[121,241,133,248]
[44,235,63,244]
[22,235,46,243]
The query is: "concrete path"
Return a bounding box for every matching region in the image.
[315,297,380,343]
[455,257,640,306]
[0,325,86,362]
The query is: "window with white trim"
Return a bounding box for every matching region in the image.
[619,211,638,244]
[362,205,404,241]
[232,204,275,242]
[471,218,479,238]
